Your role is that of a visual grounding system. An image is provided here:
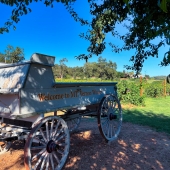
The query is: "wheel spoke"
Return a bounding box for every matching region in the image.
[40,128,47,143]
[104,120,109,136]
[52,152,60,164]
[107,99,111,108]
[103,101,108,110]
[52,120,60,138]
[45,154,50,170]
[46,121,50,141]
[103,119,109,133]
[32,137,46,146]
[32,148,46,161]
[113,101,116,108]
[50,119,54,140]
[33,151,46,170]
[54,129,63,141]
[50,153,54,170]
[101,109,107,115]
[40,152,48,170]
[56,133,67,143]
[31,146,46,150]
[112,123,116,136]
[68,121,72,127]
[72,119,76,126]
[101,117,108,126]
[107,122,110,137]
[110,123,113,138]
[57,149,64,155]
[114,108,119,114]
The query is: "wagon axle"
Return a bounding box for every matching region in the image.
[109,113,117,120]
[101,113,117,120]
[46,140,59,153]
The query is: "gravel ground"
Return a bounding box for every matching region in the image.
[0,118,170,170]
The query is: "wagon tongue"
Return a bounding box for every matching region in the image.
[46,140,59,153]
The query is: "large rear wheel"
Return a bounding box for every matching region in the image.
[98,95,122,142]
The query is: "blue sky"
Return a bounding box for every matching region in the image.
[0,1,169,77]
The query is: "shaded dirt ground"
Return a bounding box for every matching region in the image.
[0,118,170,170]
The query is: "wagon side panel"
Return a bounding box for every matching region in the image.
[20,86,116,118]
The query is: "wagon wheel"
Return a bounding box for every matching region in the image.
[66,116,81,133]
[98,95,122,142]
[24,116,70,170]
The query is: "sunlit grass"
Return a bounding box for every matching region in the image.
[55,78,117,82]
[122,96,170,134]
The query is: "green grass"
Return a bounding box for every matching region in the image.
[55,78,164,83]
[55,78,116,82]
[123,96,170,134]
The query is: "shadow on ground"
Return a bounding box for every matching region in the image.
[0,117,170,170]
[123,108,170,134]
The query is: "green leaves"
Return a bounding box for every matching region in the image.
[117,80,145,106]
[160,0,168,12]
[123,0,129,6]
[0,45,24,63]
[161,51,170,66]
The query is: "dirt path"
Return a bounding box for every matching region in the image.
[0,118,170,170]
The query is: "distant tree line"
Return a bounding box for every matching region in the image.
[52,56,118,80]
[52,56,146,80]
[0,45,24,63]
[152,76,167,80]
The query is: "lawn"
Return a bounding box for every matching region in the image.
[122,96,170,134]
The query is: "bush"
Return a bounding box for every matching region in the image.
[144,81,164,97]
[117,80,145,106]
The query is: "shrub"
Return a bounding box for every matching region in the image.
[144,81,163,97]
[117,80,145,106]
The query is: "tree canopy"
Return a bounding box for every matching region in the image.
[52,56,118,80]
[0,45,25,63]
[1,0,170,74]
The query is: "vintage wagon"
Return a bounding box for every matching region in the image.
[0,53,122,170]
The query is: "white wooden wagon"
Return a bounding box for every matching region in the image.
[0,53,122,170]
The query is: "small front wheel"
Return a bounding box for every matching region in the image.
[24,116,70,170]
[98,95,122,142]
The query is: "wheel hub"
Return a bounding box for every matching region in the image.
[109,113,117,120]
[46,140,58,153]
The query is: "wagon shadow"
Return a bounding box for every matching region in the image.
[63,116,170,170]
[1,116,170,170]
